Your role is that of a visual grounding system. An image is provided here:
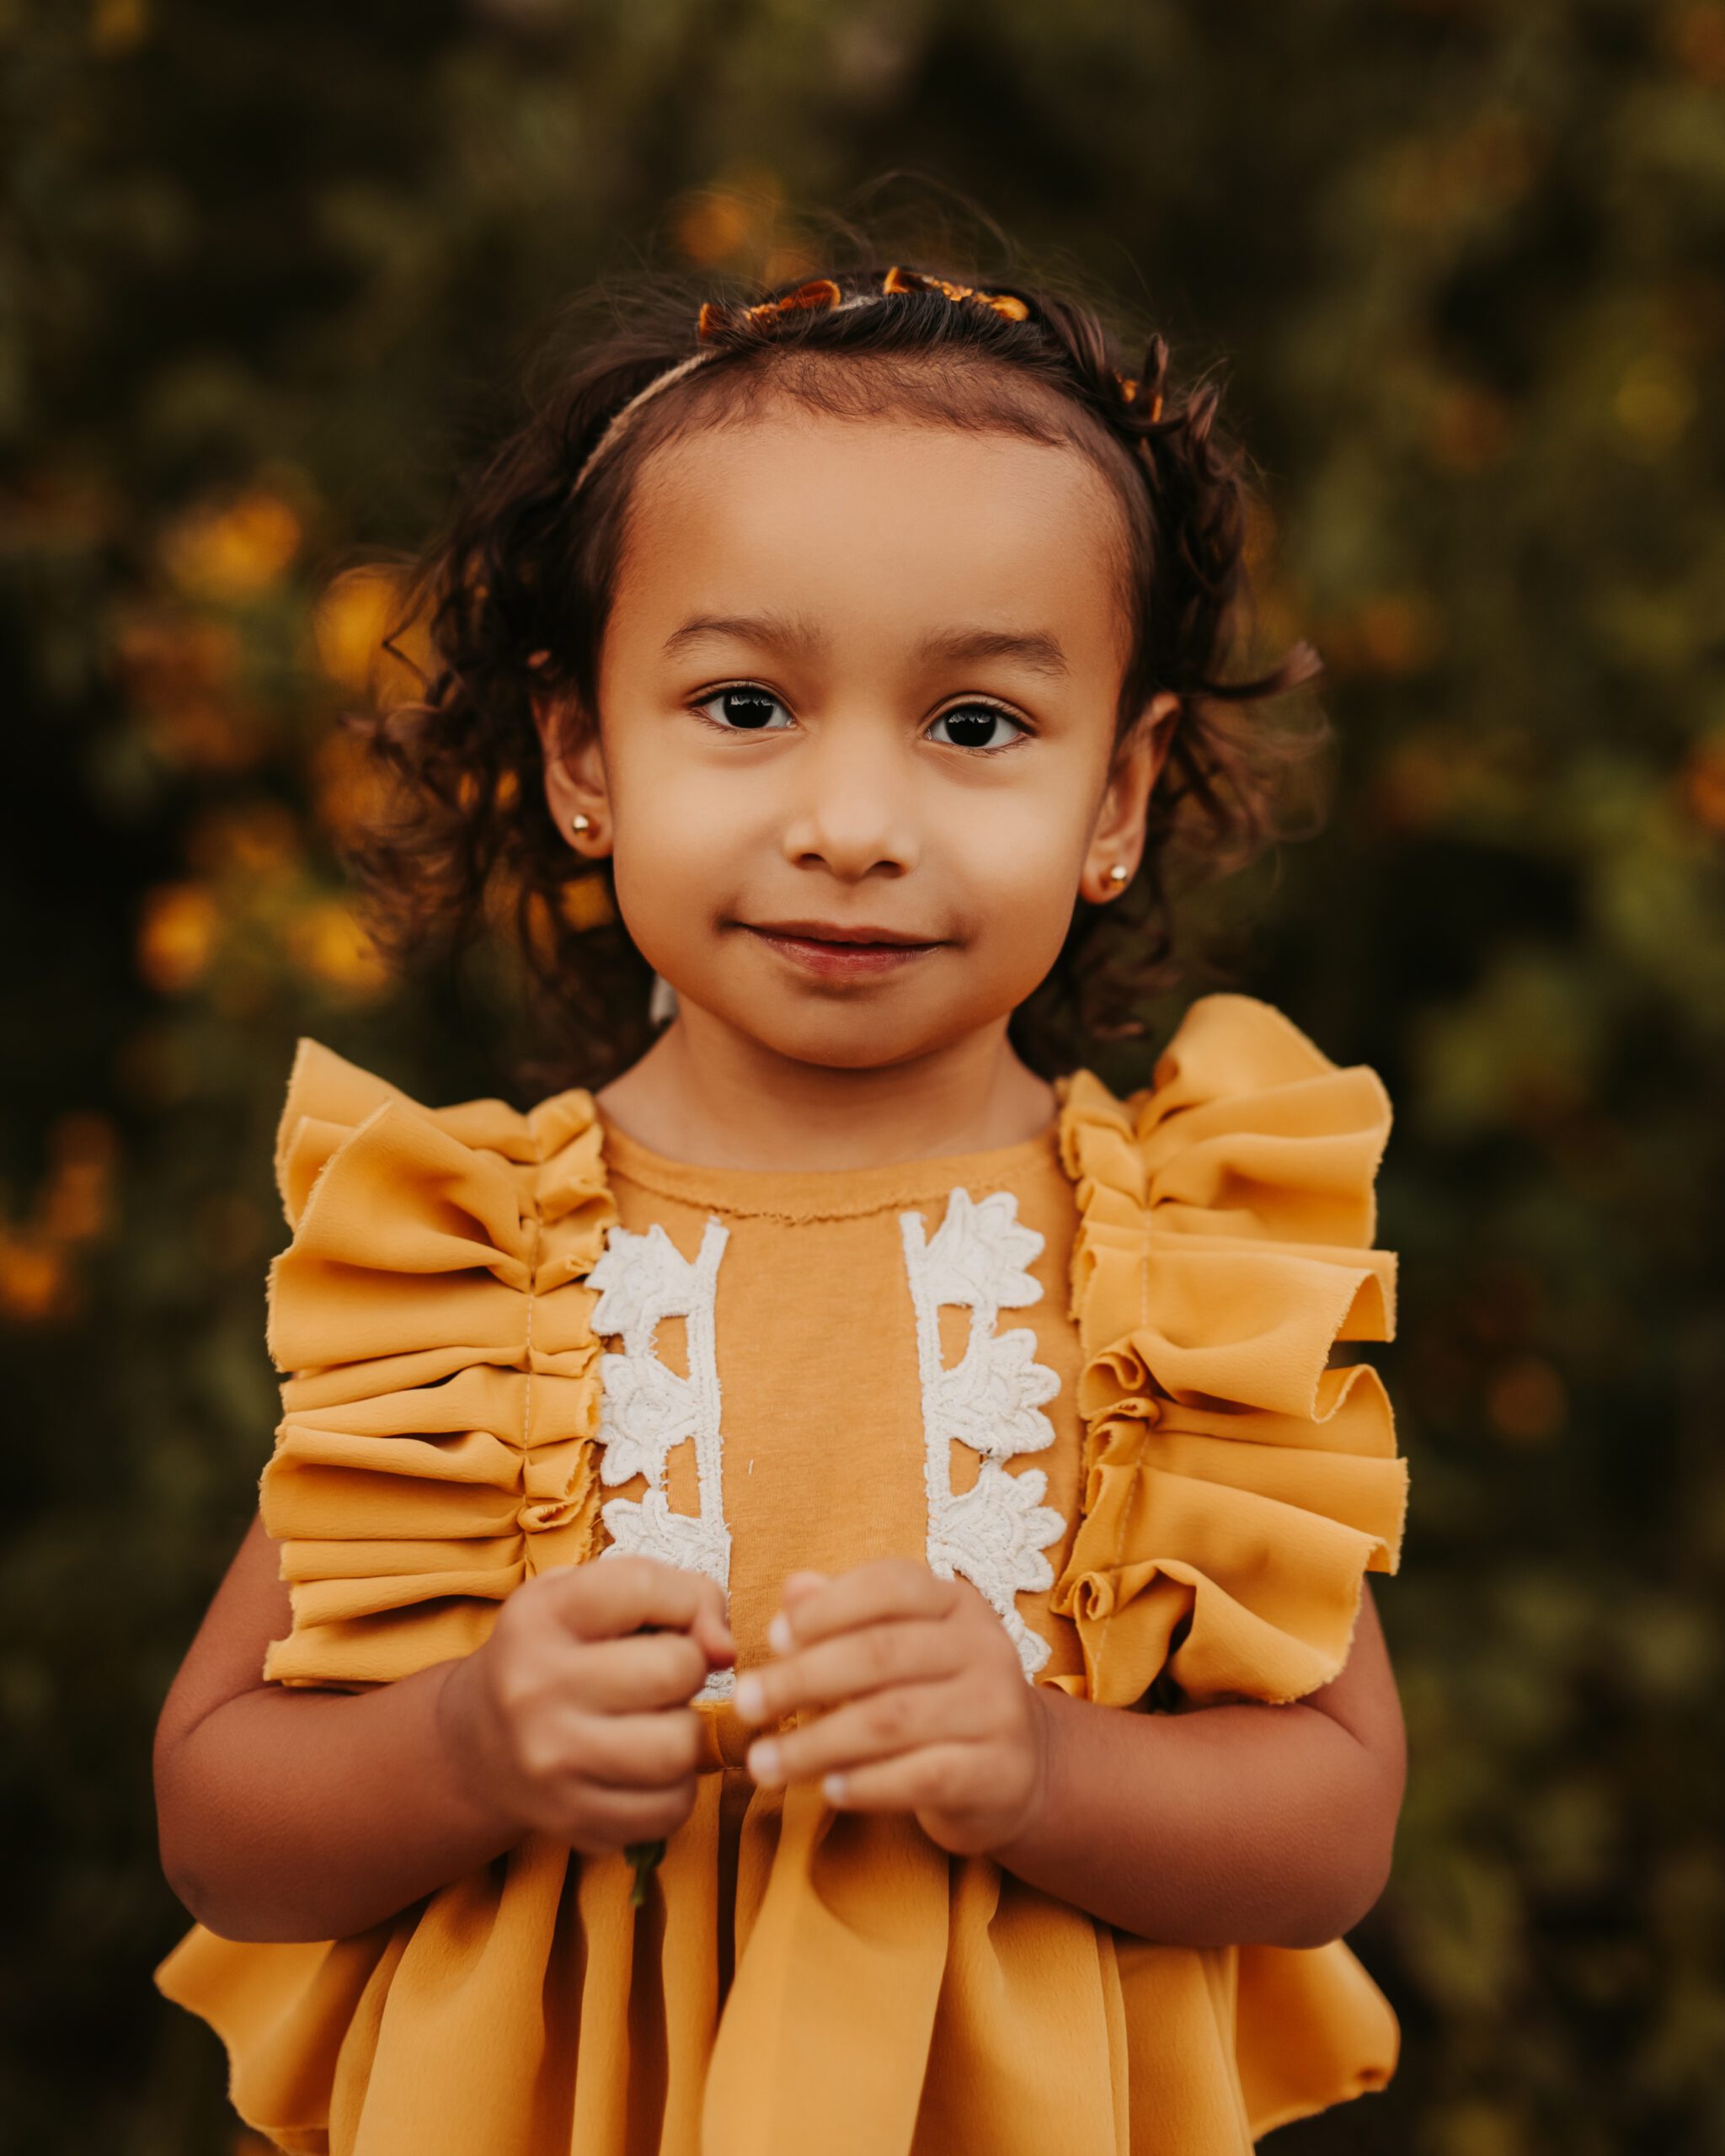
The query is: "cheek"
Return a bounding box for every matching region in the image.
[613,760,724,863]
[604,744,759,930]
[954,792,1089,935]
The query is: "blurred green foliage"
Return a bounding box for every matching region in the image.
[2,0,1722,2150]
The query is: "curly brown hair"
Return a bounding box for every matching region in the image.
[339,234,1327,1090]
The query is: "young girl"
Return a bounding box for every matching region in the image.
[152,254,1410,2156]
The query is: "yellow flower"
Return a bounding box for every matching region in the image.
[137,883,220,992]
[160,489,303,600]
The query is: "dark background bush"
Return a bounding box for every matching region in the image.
[3,3,1722,2150]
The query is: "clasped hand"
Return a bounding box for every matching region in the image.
[437,1551,1047,1865]
[734,1556,1050,1858]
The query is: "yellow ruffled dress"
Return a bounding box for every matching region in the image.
[154,994,1409,2155]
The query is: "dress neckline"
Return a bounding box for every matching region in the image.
[592,1095,1068,1222]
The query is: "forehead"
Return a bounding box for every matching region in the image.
[610,405,1134,683]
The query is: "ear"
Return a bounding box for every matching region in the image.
[530,664,613,860]
[1078,690,1180,906]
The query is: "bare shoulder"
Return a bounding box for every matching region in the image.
[153,1511,294,1776]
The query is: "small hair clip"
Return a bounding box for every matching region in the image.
[697,277,845,342]
[879,264,1032,322]
[1114,375,1166,423]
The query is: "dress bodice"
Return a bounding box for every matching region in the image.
[591,1108,1090,1710]
[153,995,1410,2156]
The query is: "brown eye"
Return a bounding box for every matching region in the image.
[928,704,1028,752]
[696,686,792,732]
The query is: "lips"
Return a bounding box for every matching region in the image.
[740,923,941,978]
[743,921,936,947]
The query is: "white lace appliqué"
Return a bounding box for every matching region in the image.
[586,1216,734,1703]
[899,1187,1065,1678]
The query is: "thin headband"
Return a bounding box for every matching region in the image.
[567,264,1162,497]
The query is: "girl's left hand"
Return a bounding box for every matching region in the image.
[732,1556,1051,1858]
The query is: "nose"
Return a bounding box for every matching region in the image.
[778,717,921,881]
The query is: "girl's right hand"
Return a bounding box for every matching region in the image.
[436,1554,735,1858]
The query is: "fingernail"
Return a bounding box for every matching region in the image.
[735,1671,764,1720]
[768,1611,793,1655]
[748,1737,781,1785]
[823,1771,848,1806]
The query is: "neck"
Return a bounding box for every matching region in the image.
[593,1000,1060,1171]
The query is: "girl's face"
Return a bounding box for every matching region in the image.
[537,401,1175,1073]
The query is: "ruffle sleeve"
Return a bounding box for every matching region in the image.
[1048,992,1407,1713]
[153,1039,652,2156]
[1044,995,1407,2141]
[259,1036,618,1686]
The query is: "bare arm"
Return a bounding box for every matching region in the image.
[152,1513,734,1944]
[991,1582,1407,1948]
[152,1513,515,1941]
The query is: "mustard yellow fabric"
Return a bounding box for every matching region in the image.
[153,993,1409,2153]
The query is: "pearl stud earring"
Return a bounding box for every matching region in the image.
[1107,863,1130,885]
[569,813,591,835]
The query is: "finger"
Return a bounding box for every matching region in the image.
[764,1569,828,1653]
[772,1557,957,1654]
[735,1618,959,1726]
[689,1575,738,1667]
[564,1776,698,1848]
[553,1553,730,1643]
[573,1705,705,1790]
[567,1629,711,1712]
[745,1680,985,1788]
[816,1742,979,1813]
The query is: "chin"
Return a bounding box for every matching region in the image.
[732,1001,958,1072]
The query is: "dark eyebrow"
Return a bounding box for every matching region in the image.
[661,611,826,661]
[915,625,1069,678]
[660,611,1070,679]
